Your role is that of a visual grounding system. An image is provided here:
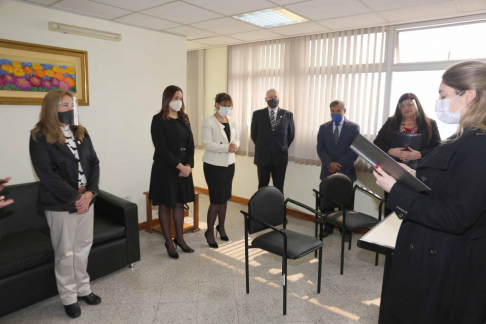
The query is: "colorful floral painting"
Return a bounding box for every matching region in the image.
[0,58,76,93]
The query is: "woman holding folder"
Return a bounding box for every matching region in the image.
[374,61,486,324]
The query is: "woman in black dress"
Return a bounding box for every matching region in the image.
[149,85,195,259]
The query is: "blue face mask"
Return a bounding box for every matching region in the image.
[331,113,343,124]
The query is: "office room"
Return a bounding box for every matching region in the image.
[0,0,485,323]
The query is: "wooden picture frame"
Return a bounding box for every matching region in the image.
[0,38,89,105]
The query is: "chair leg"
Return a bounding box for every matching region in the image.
[282,256,287,315]
[245,246,249,294]
[314,218,318,258]
[348,232,352,251]
[375,252,379,266]
[317,246,323,293]
[340,231,345,275]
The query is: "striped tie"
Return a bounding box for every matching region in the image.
[334,123,340,146]
[270,111,276,131]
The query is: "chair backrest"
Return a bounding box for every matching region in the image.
[319,173,354,211]
[247,186,285,234]
[0,182,48,237]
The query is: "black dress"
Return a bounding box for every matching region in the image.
[203,122,235,204]
[149,114,195,207]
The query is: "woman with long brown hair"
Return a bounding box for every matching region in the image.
[30,89,101,319]
[373,61,486,323]
[149,85,195,259]
[374,93,441,169]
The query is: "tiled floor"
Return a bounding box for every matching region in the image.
[2,195,383,324]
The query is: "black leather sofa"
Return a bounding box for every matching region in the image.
[0,182,140,317]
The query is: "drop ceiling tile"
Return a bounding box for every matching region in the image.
[360,0,448,11]
[92,0,174,12]
[318,13,387,30]
[379,1,459,22]
[456,0,486,12]
[164,26,218,40]
[195,36,242,46]
[285,0,372,21]
[230,30,282,41]
[115,13,180,30]
[183,0,275,16]
[53,0,131,19]
[25,0,59,5]
[268,22,329,36]
[270,0,310,5]
[187,41,208,51]
[141,1,222,25]
[190,17,260,35]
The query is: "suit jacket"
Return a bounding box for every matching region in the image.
[374,117,441,159]
[250,107,295,167]
[317,118,360,182]
[382,128,486,323]
[202,115,240,167]
[29,126,100,213]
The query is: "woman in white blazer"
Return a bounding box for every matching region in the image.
[202,93,240,248]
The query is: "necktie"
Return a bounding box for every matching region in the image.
[334,123,340,146]
[270,111,276,131]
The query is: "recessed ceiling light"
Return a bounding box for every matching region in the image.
[233,7,307,28]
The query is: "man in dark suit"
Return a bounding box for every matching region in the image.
[251,89,295,194]
[317,100,360,240]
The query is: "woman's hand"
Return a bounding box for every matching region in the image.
[75,191,93,214]
[397,162,416,177]
[373,165,397,193]
[229,142,238,153]
[399,148,421,162]
[178,164,192,177]
[388,148,404,158]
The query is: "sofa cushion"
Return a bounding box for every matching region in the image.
[0,229,54,280]
[93,217,125,245]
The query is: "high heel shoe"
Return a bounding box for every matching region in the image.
[204,230,219,248]
[173,238,194,253]
[215,225,229,241]
[165,241,179,259]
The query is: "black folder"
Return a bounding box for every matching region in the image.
[391,132,422,151]
[350,134,431,192]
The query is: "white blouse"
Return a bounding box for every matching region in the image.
[61,126,87,188]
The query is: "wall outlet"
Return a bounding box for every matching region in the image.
[122,194,131,201]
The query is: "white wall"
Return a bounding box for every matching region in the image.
[192,47,384,218]
[0,0,187,222]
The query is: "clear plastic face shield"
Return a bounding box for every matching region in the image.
[57,96,79,126]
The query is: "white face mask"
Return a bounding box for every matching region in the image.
[169,100,182,112]
[435,91,465,124]
[218,106,231,117]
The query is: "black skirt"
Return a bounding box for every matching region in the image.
[203,162,235,204]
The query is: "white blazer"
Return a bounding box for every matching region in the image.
[202,114,240,167]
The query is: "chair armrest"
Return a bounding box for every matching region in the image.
[285,198,325,222]
[313,189,320,197]
[240,210,287,237]
[354,184,384,202]
[95,190,140,263]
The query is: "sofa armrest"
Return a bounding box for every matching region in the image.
[94,190,140,264]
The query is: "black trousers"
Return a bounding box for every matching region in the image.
[257,164,287,194]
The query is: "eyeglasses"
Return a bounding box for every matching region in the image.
[57,102,75,108]
[400,102,415,109]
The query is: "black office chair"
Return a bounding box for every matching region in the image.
[241,186,324,315]
[313,173,384,275]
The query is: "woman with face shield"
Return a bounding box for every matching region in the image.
[373,61,486,323]
[30,90,101,319]
[201,93,240,248]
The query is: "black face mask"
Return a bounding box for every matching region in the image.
[267,98,279,109]
[58,110,74,125]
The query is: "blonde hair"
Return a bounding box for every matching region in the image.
[32,89,85,144]
[442,61,486,139]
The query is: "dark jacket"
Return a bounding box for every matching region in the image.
[383,128,486,324]
[374,117,441,159]
[149,113,195,207]
[29,127,100,213]
[316,118,360,182]
[250,108,295,167]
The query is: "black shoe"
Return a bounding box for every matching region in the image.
[173,238,195,253]
[64,302,81,318]
[204,230,218,248]
[165,241,179,259]
[215,225,229,241]
[321,231,330,238]
[78,293,102,305]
